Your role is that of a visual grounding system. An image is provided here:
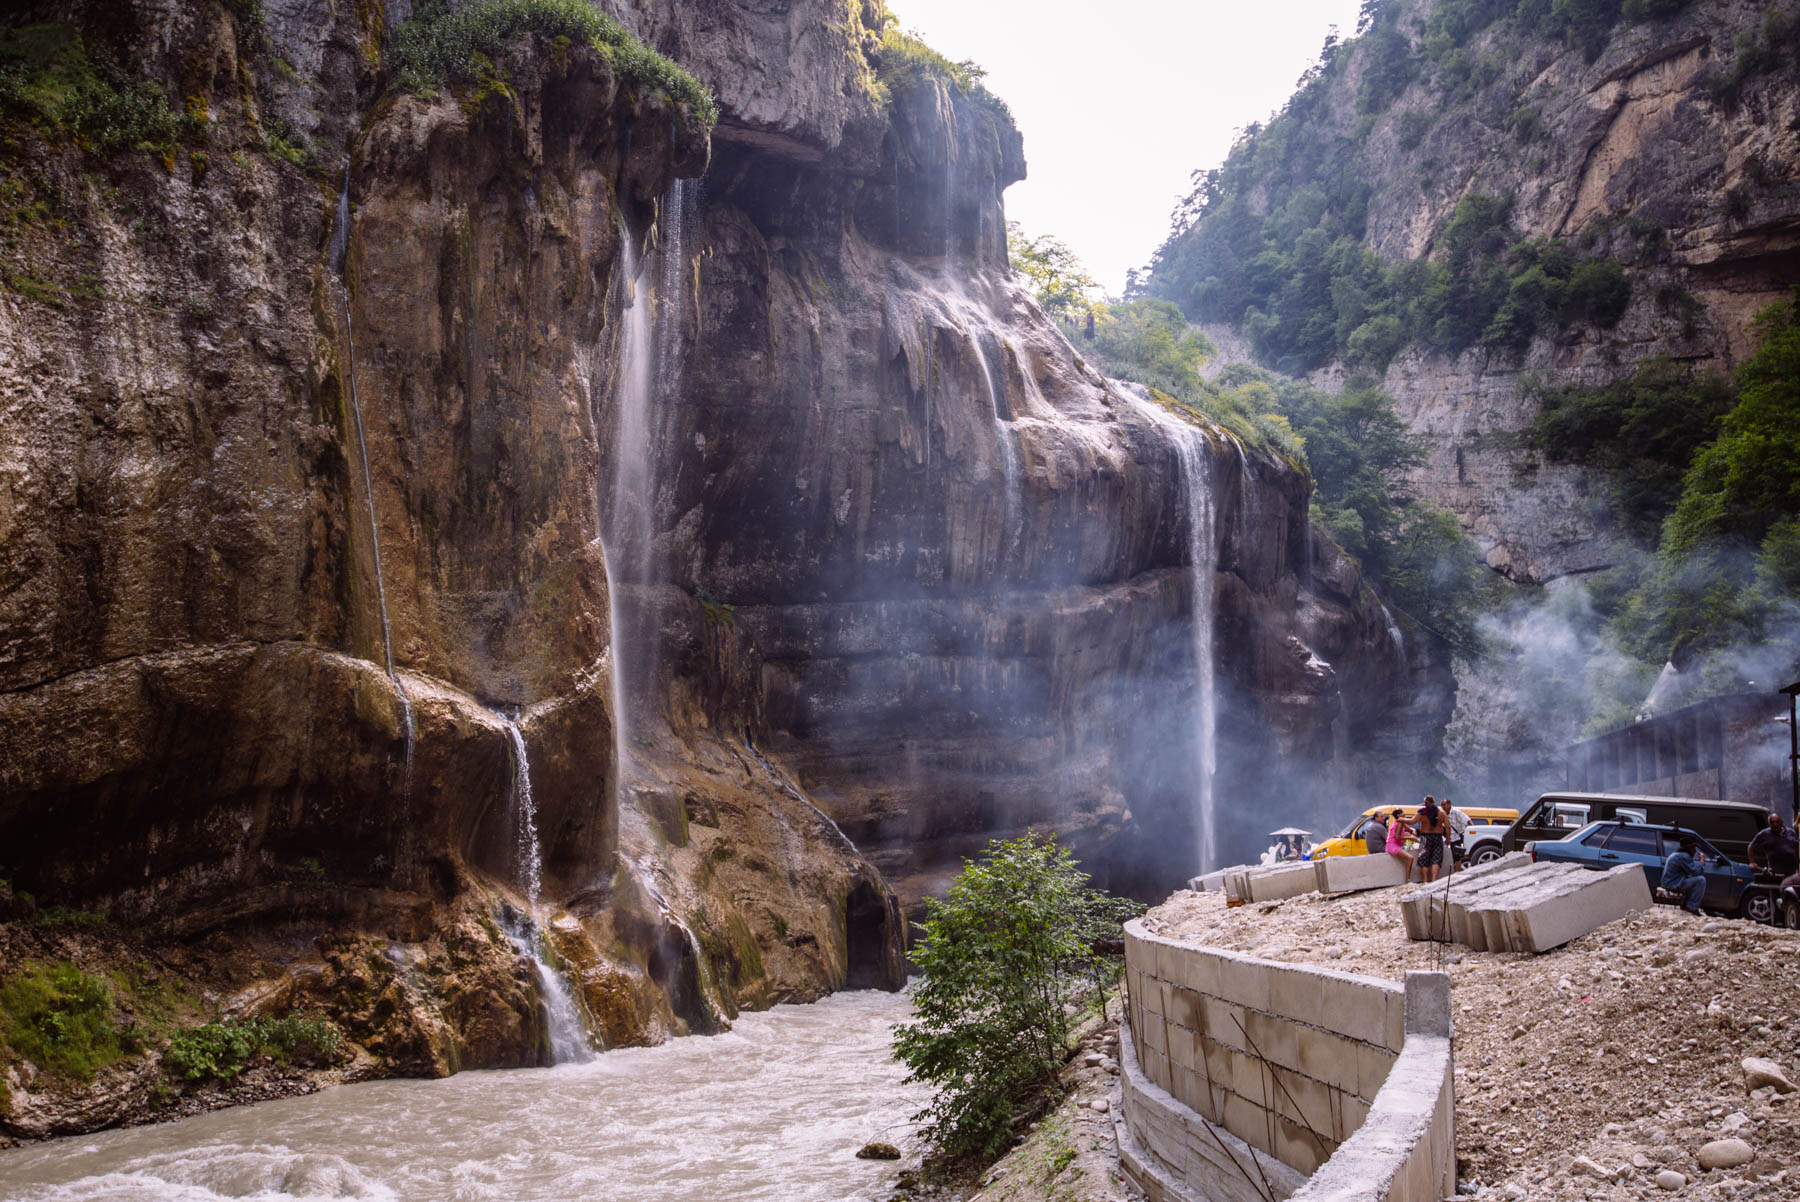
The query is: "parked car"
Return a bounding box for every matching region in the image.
[1525,820,1774,920]
[1502,793,1770,862]
[1311,805,1518,862]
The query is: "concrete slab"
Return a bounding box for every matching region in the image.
[1405,860,1652,953]
[1314,853,1409,893]
[1513,862,1651,952]
[1247,861,1321,901]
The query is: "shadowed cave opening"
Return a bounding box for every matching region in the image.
[844,880,891,990]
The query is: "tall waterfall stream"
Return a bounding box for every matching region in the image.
[0,990,925,1202]
[329,169,414,784]
[1121,388,1220,872]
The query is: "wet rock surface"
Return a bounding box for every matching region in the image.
[1146,887,1800,1199]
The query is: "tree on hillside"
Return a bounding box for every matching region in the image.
[1006,222,1098,321]
[892,835,1137,1163]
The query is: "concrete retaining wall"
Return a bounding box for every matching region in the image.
[1121,919,1455,1202]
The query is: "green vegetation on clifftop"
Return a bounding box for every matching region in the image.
[1136,0,1719,375]
[388,0,717,129]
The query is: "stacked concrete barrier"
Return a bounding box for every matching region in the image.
[1211,855,1411,904]
[1119,920,1454,1202]
[1400,857,1651,952]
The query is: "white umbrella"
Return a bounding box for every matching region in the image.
[1267,827,1311,838]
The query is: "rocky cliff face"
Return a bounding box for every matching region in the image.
[1218,0,1799,582]
[588,2,1454,903]
[0,0,1449,1134]
[0,0,904,1127]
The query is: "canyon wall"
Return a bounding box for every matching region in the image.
[0,0,1451,1131]
[1205,0,1799,582]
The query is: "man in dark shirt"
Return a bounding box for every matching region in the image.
[1748,813,1797,878]
[1360,814,1387,855]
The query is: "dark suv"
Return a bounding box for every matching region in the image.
[1502,793,1769,861]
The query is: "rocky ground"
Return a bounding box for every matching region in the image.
[1142,885,1800,1199]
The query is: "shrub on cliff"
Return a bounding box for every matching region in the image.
[892,835,1138,1163]
[0,961,128,1084]
[387,0,717,129]
[0,23,194,156]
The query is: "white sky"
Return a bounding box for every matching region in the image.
[891,0,1366,294]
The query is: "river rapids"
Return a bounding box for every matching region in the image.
[0,989,926,1202]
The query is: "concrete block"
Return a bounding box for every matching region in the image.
[1404,972,1452,1037]
[1268,1062,1334,1138]
[1513,862,1651,952]
[1198,1033,1234,1090]
[1291,1021,1362,1094]
[1167,1023,1199,1071]
[1314,853,1409,893]
[1166,984,1205,1034]
[1274,1110,1332,1176]
[1194,994,1248,1053]
[1219,1089,1273,1157]
[1241,1008,1302,1073]
[1208,950,1272,1012]
[1247,861,1320,901]
[1336,1091,1372,1143]
[1356,1041,1397,1102]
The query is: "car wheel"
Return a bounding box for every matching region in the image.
[1469,845,1501,866]
[1740,888,1777,925]
[1785,895,1800,931]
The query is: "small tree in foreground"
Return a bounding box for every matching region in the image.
[893,834,1140,1162]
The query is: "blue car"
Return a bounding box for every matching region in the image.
[1526,821,1763,918]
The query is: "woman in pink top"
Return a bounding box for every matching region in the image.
[1384,808,1416,883]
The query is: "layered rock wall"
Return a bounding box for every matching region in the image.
[1284,0,1797,581]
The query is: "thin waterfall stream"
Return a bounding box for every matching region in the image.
[329,169,414,785]
[1122,388,1219,873]
[497,713,593,1065]
[604,180,689,791]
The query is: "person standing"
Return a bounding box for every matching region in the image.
[1661,835,1708,915]
[1748,812,1797,879]
[1414,797,1448,884]
[1443,798,1471,872]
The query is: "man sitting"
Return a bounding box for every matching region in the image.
[1661,836,1708,915]
[1360,814,1387,855]
[1748,812,1797,879]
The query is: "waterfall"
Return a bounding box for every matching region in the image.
[971,333,1020,567]
[329,166,414,785]
[1123,390,1219,873]
[498,713,594,1065]
[604,180,690,790]
[503,715,543,907]
[1382,601,1408,663]
[498,913,595,1066]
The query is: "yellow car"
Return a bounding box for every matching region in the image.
[1311,804,1520,864]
